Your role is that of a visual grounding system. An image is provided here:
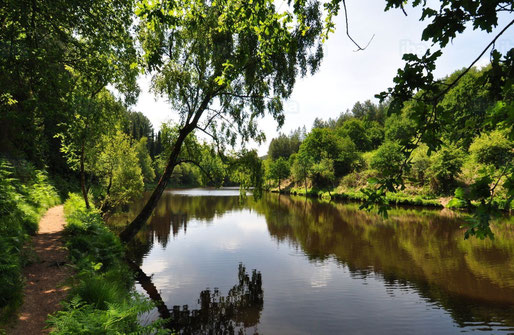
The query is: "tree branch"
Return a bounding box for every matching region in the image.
[436,18,514,102]
[176,159,216,184]
[218,92,269,100]
[342,0,374,52]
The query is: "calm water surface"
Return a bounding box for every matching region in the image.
[110,188,514,334]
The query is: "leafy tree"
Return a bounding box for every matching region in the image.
[199,146,227,187]
[337,118,371,151]
[269,158,290,192]
[169,163,201,187]
[350,100,386,123]
[0,0,138,169]
[120,0,326,242]
[365,121,385,149]
[366,0,514,238]
[268,131,302,160]
[291,152,314,195]
[56,90,124,208]
[135,137,156,184]
[96,131,144,211]
[299,128,358,178]
[230,151,265,199]
[469,130,513,169]
[384,113,416,147]
[299,128,337,161]
[311,158,336,188]
[409,144,431,186]
[438,68,494,148]
[468,130,513,206]
[370,141,404,179]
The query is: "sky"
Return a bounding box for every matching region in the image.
[133,0,514,156]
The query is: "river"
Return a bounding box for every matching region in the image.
[109,188,514,334]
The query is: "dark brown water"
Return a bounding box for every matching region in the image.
[110,188,514,334]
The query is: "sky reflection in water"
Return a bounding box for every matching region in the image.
[110,189,514,334]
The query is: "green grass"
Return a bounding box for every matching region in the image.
[286,186,443,208]
[47,194,169,334]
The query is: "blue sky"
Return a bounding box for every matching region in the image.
[134,0,513,155]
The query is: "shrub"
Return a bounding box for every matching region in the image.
[409,144,431,186]
[340,172,360,189]
[370,141,404,178]
[47,296,166,335]
[469,130,513,169]
[428,145,464,194]
[63,195,123,271]
[71,276,126,310]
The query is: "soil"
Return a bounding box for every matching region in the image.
[8,205,72,335]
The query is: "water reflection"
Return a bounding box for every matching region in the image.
[109,190,514,334]
[259,195,514,303]
[170,264,263,335]
[128,259,263,334]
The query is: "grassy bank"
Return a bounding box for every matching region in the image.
[47,194,167,334]
[0,159,61,321]
[274,186,444,208]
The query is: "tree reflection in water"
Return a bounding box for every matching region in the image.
[112,191,514,332]
[129,260,263,335]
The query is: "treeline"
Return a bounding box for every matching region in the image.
[263,66,513,209]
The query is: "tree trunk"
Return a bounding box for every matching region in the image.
[304,177,307,196]
[100,171,113,213]
[119,89,214,244]
[119,129,190,243]
[125,259,171,323]
[80,145,90,209]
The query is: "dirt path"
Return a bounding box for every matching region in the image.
[8,205,72,335]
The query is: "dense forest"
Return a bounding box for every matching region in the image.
[0,0,512,333]
[263,66,513,215]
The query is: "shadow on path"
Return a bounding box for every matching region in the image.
[8,205,72,335]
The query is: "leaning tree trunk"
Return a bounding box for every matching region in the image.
[80,145,90,209]
[119,129,190,243]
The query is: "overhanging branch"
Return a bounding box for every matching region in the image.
[176,159,216,184]
[342,0,374,52]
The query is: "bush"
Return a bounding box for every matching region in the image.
[428,145,464,194]
[340,172,360,189]
[469,130,513,169]
[447,187,469,209]
[71,276,126,310]
[409,144,431,186]
[48,295,165,335]
[370,141,404,178]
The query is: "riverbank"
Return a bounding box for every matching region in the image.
[46,194,167,334]
[269,186,444,208]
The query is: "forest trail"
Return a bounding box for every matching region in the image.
[9,205,72,335]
